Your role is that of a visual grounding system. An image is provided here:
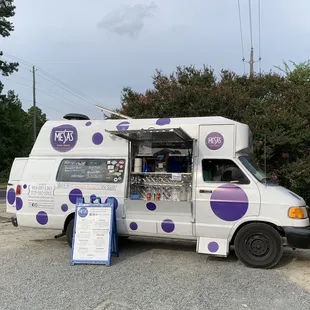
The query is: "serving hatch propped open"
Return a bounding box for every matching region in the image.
[106,126,195,203]
[106,127,194,149]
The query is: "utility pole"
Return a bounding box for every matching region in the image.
[32,65,36,142]
[249,47,254,78]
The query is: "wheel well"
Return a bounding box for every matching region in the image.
[63,213,75,233]
[230,221,285,245]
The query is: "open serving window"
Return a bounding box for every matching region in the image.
[106,127,193,149]
[106,127,195,202]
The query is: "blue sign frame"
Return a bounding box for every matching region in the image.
[70,195,119,266]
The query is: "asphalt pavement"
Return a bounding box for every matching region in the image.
[1,189,310,309]
[0,229,310,310]
[0,188,5,200]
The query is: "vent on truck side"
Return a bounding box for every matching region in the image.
[63,113,90,120]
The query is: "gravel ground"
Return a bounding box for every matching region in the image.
[1,204,310,310]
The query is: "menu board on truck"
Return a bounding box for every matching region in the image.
[70,198,118,266]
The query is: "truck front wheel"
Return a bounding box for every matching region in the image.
[234,223,283,269]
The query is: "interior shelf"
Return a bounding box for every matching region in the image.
[131,172,192,175]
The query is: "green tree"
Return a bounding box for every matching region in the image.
[0,91,28,180]
[25,106,47,153]
[0,0,47,182]
[275,60,310,86]
[118,64,310,192]
[0,0,18,78]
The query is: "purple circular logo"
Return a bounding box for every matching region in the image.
[206,132,224,150]
[78,207,88,218]
[50,124,78,152]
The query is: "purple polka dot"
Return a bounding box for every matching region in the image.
[146,202,156,211]
[23,184,27,189]
[208,241,219,253]
[7,188,16,205]
[105,197,118,210]
[85,121,92,126]
[69,188,83,204]
[161,219,175,233]
[116,121,130,131]
[36,211,48,225]
[61,204,68,212]
[210,184,249,221]
[16,197,23,211]
[156,118,171,126]
[130,222,138,230]
[92,133,104,145]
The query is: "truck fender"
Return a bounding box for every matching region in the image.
[227,216,282,243]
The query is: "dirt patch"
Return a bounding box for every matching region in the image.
[0,221,62,250]
[279,250,310,291]
[0,216,10,223]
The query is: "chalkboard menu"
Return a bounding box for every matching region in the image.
[57,159,126,183]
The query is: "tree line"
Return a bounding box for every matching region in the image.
[0,0,47,182]
[1,1,310,199]
[116,63,310,194]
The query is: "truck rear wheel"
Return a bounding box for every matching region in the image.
[66,218,74,248]
[234,223,283,269]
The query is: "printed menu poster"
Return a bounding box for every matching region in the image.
[71,205,112,264]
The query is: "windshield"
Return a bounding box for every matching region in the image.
[239,156,276,184]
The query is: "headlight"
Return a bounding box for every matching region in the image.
[288,207,308,219]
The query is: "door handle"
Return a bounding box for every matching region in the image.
[199,189,212,193]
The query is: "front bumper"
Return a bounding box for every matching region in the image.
[284,226,310,249]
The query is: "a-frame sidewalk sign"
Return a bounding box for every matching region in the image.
[70,195,119,266]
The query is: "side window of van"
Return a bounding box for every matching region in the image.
[202,159,250,184]
[56,159,126,183]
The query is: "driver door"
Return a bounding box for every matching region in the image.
[195,158,261,239]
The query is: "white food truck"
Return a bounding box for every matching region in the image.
[6,115,310,268]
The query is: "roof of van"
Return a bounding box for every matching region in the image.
[44,115,245,126]
[29,116,250,157]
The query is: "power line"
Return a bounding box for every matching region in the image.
[37,102,64,115]
[36,73,96,111]
[3,69,94,112]
[2,53,97,104]
[4,77,88,114]
[18,64,32,72]
[2,52,127,119]
[3,52,109,109]
[35,88,87,114]
[35,72,99,108]
[258,0,262,74]
[3,52,33,67]
[17,98,69,115]
[237,0,246,74]
[248,0,253,48]
[35,67,108,109]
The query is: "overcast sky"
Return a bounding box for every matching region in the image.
[1,0,310,120]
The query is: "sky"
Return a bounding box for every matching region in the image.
[1,0,310,120]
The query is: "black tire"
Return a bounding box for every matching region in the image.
[66,218,74,248]
[234,223,284,269]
